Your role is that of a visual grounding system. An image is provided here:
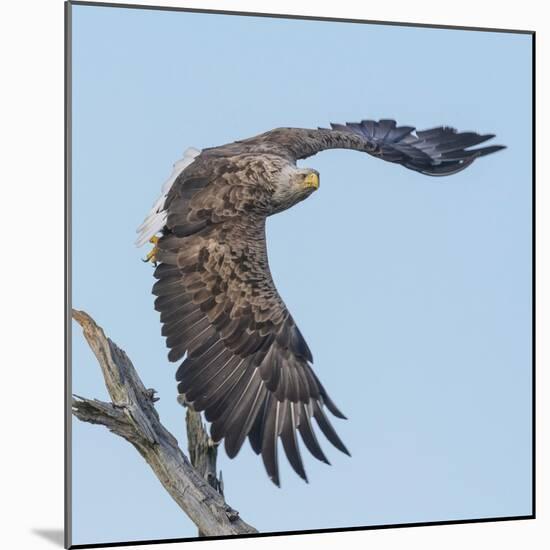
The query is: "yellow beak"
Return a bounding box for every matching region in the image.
[303,172,320,190]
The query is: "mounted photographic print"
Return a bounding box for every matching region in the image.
[65,1,534,548]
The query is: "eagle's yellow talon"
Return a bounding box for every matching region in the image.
[142,236,160,265]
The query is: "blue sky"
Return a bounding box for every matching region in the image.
[70,4,532,546]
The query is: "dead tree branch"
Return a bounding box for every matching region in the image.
[185,407,224,537]
[71,309,257,537]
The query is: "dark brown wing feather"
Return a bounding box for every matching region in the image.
[154,154,348,486]
[233,119,505,176]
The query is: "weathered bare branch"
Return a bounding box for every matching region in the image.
[71,309,257,537]
[185,407,224,537]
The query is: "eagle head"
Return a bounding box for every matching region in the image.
[270,166,320,214]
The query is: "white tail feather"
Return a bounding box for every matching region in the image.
[135,147,201,247]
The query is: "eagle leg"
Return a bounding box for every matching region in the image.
[142,235,160,266]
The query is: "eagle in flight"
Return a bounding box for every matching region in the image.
[136,119,504,486]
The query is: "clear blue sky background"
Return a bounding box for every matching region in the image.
[70,4,532,546]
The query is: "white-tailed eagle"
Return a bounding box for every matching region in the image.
[136,119,505,486]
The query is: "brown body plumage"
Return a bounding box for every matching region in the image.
[139,119,505,485]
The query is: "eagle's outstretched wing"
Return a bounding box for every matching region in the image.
[237,119,505,175]
[153,155,348,486]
